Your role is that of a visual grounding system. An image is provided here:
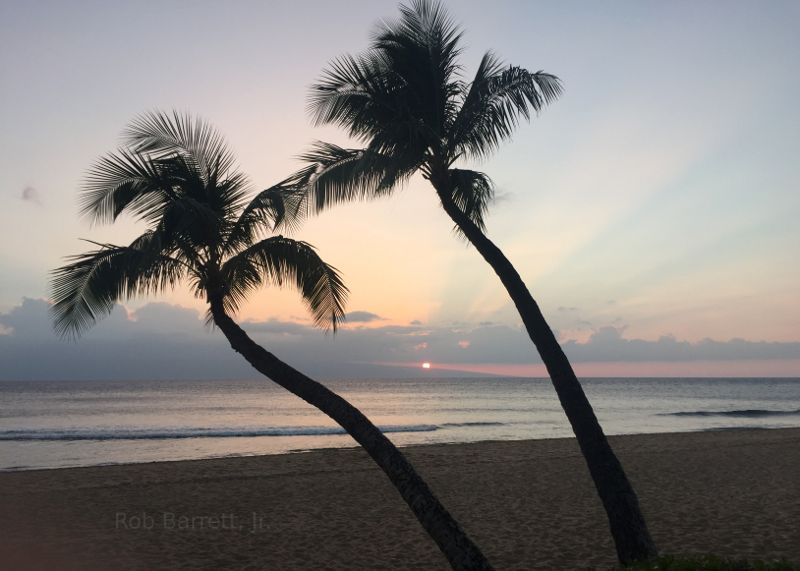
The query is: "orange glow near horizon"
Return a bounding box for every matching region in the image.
[376,360,800,378]
[422,362,432,369]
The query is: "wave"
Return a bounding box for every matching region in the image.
[0,421,505,442]
[663,409,800,418]
[0,425,438,441]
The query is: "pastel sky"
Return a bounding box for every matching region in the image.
[1,0,798,378]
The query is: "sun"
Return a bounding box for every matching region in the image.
[421,362,431,369]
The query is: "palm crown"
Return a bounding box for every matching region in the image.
[289,0,562,229]
[51,111,347,338]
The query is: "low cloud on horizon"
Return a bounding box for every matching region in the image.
[1,298,799,381]
[343,311,384,323]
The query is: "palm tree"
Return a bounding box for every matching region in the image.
[50,111,493,571]
[287,0,657,564]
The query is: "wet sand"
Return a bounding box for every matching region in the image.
[1,428,798,570]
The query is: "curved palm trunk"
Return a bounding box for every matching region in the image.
[208,298,493,571]
[433,184,657,564]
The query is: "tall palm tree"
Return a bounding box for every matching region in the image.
[50,111,493,571]
[287,0,657,563]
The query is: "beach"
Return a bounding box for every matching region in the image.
[1,428,798,570]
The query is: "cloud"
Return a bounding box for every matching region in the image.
[20,186,42,205]
[1,300,799,381]
[0,299,245,381]
[562,327,800,362]
[241,319,313,336]
[344,310,384,323]
[128,302,206,335]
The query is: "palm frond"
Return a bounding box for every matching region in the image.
[220,237,348,331]
[374,0,464,139]
[309,53,391,135]
[50,233,187,338]
[309,51,434,153]
[124,110,236,181]
[80,148,173,225]
[375,0,463,86]
[223,181,307,255]
[450,51,563,159]
[447,169,494,233]
[290,141,414,213]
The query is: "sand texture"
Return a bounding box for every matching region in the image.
[1,428,798,570]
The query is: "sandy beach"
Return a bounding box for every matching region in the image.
[1,428,798,570]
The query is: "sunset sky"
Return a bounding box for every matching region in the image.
[1,0,798,378]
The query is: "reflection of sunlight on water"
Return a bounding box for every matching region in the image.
[1,377,799,470]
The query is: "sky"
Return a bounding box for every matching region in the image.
[1,0,798,379]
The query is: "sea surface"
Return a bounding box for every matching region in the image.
[1,377,799,471]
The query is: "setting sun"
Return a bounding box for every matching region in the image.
[422,362,431,369]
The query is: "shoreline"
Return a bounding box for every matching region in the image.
[2,428,799,570]
[3,424,797,474]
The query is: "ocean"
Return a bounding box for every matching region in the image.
[1,377,799,471]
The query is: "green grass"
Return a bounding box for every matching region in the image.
[610,555,800,571]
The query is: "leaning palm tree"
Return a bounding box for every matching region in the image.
[50,111,492,571]
[287,0,657,564]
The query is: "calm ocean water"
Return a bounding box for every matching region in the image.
[1,377,799,471]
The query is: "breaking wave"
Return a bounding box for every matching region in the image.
[663,409,800,418]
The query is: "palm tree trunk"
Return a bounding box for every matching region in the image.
[434,185,658,564]
[208,298,494,571]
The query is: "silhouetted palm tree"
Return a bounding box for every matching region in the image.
[289,0,657,563]
[50,111,493,571]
